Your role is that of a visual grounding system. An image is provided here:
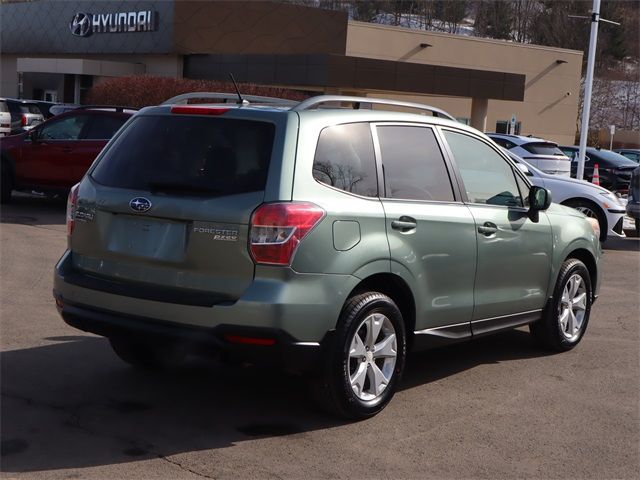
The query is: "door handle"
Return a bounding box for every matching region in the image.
[478,222,498,236]
[391,216,417,232]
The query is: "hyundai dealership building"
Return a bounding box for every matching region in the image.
[0,0,583,144]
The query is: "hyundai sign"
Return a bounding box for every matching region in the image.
[69,10,157,37]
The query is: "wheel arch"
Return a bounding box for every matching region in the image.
[565,248,598,298]
[346,273,416,348]
[561,197,608,240]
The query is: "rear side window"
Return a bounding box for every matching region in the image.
[92,115,275,196]
[377,125,454,202]
[83,115,128,140]
[522,142,564,156]
[19,104,42,115]
[312,123,377,197]
[491,137,517,150]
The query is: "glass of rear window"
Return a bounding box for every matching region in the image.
[521,143,565,156]
[91,115,275,196]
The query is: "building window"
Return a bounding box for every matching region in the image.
[496,120,521,135]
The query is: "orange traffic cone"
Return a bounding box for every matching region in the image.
[592,163,600,186]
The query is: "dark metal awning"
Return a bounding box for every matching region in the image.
[184,54,525,101]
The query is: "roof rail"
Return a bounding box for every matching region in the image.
[291,95,456,121]
[75,105,139,112]
[161,92,297,107]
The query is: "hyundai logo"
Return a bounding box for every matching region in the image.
[69,13,93,37]
[129,197,152,213]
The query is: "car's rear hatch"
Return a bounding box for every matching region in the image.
[69,109,287,305]
[520,142,571,176]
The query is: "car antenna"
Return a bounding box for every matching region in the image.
[229,73,249,106]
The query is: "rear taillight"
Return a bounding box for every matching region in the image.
[249,202,325,266]
[20,114,27,126]
[66,183,79,241]
[170,106,229,115]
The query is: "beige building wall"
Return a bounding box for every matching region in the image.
[346,22,583,145]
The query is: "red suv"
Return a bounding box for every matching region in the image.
[1,106,136,203]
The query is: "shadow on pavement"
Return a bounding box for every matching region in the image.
[602,236,640,252]
[0,193,66,227]
[1,329,550,474]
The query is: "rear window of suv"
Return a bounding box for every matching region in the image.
[521,142,565,156]
[91,115,275,196]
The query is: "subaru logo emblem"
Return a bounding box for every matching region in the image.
[69,13,92,37]
[129,197,152,213]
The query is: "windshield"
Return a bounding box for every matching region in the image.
[91,115,275,196]
[18,104,42,115]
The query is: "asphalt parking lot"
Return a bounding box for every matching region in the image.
[1,195,638,479]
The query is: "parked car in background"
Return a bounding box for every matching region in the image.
[0,99,11,137]
[4,98,44,134]
[613,148,640,163]
[53,93,602,419]
[626,167,640,236]
[1,106,135,203]
[560,146,638,194]
[487,133,571,177]
[506,150,626,242]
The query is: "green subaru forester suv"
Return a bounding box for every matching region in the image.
[54,93,602,419]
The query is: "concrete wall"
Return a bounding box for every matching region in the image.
[1,55,18,98]
[346,22,583,145]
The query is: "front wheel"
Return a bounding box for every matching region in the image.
[530,259,592,351]
[311,292,406,419]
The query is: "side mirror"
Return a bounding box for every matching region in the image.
[528,186,551,222]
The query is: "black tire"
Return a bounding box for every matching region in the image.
[1,160,13,204]
[109,336,186,371]
[530,259,592,351]
[563,199,606,242]
[310,292,406,420]
[635,219,640,237]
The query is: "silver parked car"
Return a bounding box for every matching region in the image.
[4,98,44,134]
[488,133,571,177]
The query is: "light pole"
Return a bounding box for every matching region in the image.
[571,0,620,181]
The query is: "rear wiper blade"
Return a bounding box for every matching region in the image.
[147,181,221,195]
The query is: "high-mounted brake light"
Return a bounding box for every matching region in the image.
[249,202,325,266]
[66,183,79,242]
[170,106,230,115]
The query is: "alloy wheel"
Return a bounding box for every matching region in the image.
[559,273,587,341]
[347,313,397,401]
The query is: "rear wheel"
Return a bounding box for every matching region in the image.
[311,292,406,419]
[635,219,640,237]
[563,199,606,242]
[109,336,187,371]
[530,258,592,351]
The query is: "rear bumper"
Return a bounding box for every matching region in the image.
[55,296,326,373]
[54,250,359,359]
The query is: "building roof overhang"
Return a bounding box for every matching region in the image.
[184,53,525,101]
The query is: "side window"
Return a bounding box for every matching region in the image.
[83,115,128,140]
[377,125,454,201]
[444,130,522,207]
[514,172,531,208]
[39,115,90,140]
[312,123,377,197]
